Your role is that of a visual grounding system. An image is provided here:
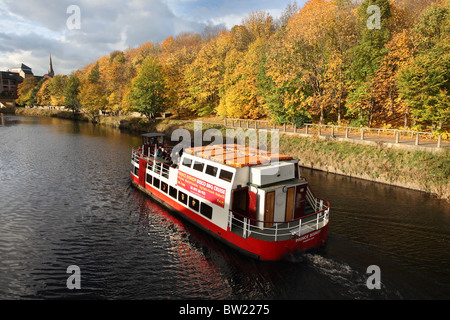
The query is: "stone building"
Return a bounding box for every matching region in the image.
[0,56,55,97]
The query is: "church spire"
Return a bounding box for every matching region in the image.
[48,55,55,78]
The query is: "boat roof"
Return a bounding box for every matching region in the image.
[142,133,166,138]
[185,144,294,168]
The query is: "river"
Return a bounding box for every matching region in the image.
[0,114,449,300]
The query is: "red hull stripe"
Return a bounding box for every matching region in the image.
[131,173,328,261]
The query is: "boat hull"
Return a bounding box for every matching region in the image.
[131,173,328,261]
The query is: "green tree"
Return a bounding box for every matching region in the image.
[64,73,81,113]
[127,56,168,120]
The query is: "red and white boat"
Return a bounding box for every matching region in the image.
[130,133,330,261]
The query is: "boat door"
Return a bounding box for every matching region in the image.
[285,187,295,221]
[139,158,147,187]
[232,187,249,216]
[232,187,257,224]
[294,185,307,219]
[264,191,275,228]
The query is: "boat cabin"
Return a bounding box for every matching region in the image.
[183,144,309,230]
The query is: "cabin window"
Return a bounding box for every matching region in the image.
[219,169,233,182]
[169,186,177,199]
[146,174,152,184]
[205,165,218,177]
[178,191,188,205]
[161,182,168,194]
[189,196,200,212]
[134,166,139,176]
[153,177,160,189]
[182,157,192,168]
[193,161,204,172]
[200,203,213,219]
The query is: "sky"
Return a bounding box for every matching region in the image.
[0,0,306,76]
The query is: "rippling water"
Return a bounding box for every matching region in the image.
[0,114,449,300]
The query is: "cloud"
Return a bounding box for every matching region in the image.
[0,0,301,75]
[0,0,209,75]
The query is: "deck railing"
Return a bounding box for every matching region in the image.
[223,118,444,149]
[132,147,173,179]
[228,186,330,242]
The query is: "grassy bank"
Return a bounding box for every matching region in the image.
[11,107,450,201]
[279,135,449,201]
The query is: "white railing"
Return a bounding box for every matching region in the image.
[228,186,330,242]
[223,118,445,149]
[132,147,172,179]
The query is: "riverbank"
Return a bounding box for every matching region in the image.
[6,107,450,201]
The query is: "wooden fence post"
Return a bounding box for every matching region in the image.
[361,128,365,140]
[437,135,442,148]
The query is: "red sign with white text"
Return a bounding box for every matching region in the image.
[177,171,226,208]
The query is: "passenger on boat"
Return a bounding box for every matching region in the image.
[160,148,168,159]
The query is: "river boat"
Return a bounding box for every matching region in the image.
[130,133,330,261]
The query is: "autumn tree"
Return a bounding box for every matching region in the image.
[126,56,168,120]
[276,0,300,30]
[101,51,131,115]
[242,10,275,40]
[264,0,357,125]
[218,12,275,119]
[397,1,450,130]
[346,0,392,126]
[49,75,68,106]
[160,33,203,117]
[371,30,413,127]
[184,31,232,116]
[36,80,51,106]
[16,77,40,106]
[79,63,107,123]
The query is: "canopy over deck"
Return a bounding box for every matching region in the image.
[142,133,166,144]
[185,144,293,168]
[142,133,166,139]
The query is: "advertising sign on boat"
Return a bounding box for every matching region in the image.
[177,171,226,208]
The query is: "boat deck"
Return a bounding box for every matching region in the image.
[229,200,324,242]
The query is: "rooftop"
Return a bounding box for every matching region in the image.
[185,144,293,168]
